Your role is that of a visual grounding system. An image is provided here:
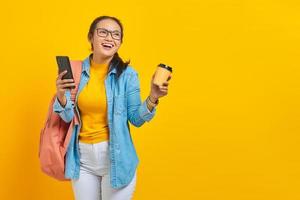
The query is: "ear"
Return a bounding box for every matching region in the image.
[88,33,93,43]
[87,32,95,51]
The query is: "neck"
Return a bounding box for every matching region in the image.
[92,53,114,65]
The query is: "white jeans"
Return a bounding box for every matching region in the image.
[71,141,137,200]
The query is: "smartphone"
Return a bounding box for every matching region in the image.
[56,56,75,89]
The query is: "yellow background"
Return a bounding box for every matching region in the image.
[0,0,300,199]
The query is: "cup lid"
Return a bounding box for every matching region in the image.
[158,63,173,72]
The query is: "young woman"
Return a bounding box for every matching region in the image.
[53,16,171,200]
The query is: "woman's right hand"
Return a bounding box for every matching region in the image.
[56,70,76,106]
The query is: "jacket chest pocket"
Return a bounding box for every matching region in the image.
[113,94,126,115]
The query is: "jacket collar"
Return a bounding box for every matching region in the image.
[82,53,117,77]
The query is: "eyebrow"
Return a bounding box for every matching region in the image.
[97,27,121,33]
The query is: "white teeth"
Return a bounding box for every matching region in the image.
[102,43,113,48]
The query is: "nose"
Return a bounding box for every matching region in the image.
[105,32,113,41]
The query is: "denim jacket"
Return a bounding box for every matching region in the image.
[53,54,156,189]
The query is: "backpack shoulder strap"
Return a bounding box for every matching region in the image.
[69,60,82,125]
[69,60,82,102]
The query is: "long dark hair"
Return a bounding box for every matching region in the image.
[88,16,130,78]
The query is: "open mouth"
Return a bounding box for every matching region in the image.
[101,43,114,50]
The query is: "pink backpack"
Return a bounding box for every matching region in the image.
[38,60,82,181]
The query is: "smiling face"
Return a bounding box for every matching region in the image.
[89,18,122,59]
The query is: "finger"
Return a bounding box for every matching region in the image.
[57,82,75,89]
[57,87,66,92]
[58,70,68,79]
[61,86,74,90]
[57,84,68,89]
[61,79,75,83]
[160,86,168,90]
[151,73,156,81]
[57,71,68,81]
[159,85,168,90]
[56,79,74,87]
[62,83,76,88]
[162,82,169,86]
[153,83,160,87]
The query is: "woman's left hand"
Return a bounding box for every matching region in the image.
[149,74,172,101]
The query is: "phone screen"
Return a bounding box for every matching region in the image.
[56,56,75,89]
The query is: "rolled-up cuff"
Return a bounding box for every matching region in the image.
[53,95,73,113]
[138,100,156,121]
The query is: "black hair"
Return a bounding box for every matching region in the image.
[88,16,130,78]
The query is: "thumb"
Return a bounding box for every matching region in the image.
[151,73,155,81]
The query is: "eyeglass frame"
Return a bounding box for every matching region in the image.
[95,28,122,41]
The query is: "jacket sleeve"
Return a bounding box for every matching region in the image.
[126,72,156,127]
[53,89,75,123]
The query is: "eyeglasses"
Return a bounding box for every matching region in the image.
[96,28,122,40]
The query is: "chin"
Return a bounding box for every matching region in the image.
[95,49,115,58]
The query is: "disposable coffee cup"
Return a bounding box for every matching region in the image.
[153,63,173,86]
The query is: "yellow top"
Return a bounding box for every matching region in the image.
[78,58,109,144]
